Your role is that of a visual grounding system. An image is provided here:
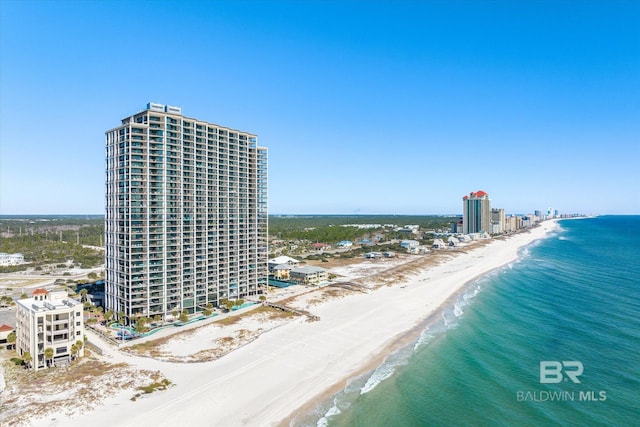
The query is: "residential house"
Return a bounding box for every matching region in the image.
[290,266,329,286]
[0,324,14,350]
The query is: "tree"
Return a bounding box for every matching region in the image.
[23,351,32,369]
[203,308,212,317]
[104,310,114,324]
[79,288,88,303]
[179,310,189,323]
[70,343,79,360]
[87,271,98,280]
[236,299,244,307]
[118,311,126,325]
[7,331,16,349]
[172,309,179,320]
[44,347,54,368]
[259,295,267,303]
[20,293,28,299]
[225,300,235,311]
[75,339,84,357]
[135,317,147,334]
[153,314,162,325]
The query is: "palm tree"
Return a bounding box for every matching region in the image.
[79,288,88,303]
[104,310,114,325]
[135,317,147,334]
[70,343,78,360]
[153,314,162,325]
[179,310,189,323]
[22,351,32,369]
[118,311,126,325]
[44,347,54,368]
[7,331,16,350]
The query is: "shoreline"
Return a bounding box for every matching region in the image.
[24,221,559,427]
[282,223,559,426]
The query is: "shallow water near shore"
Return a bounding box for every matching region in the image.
[294,216,640,427]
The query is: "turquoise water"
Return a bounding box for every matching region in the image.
[295,216,640,427]
[232,302,257,310]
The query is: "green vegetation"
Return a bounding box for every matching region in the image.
[137,378,172,394]
[0,295,15,307]
[0,216,104,272]
[7,331,16,348]
[269,215,457,243]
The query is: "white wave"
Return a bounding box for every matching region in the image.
[414,328,434,351]
[360,364,396,394]
[360,351,410,395]
[453,303,464,317]
[316,397,341,427]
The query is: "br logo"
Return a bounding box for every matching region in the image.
[540,361,583,384]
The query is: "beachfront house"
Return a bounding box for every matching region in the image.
[432,239,446,249]
[400,240,420,249]
[312,243,331,252]
[271,264,292,280]
[290,266,329,286]
[268,256,300,272]
[407,246,430,254]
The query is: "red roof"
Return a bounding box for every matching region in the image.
[463,196,469,200]
[33,288,48,295]
[475,190,488,197]
[0,324,14,332]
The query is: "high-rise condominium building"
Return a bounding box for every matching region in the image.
[462,190,491,234]
[105,103,268,322]
[491,208,505,234]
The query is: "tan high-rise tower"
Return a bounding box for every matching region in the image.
[462,190,491,234]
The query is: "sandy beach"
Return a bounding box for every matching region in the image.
[21,221,558,427]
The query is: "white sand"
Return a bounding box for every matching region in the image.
[328,256,415,281]
[31,221,558,427]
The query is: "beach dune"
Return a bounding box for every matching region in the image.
[33,222,557,427]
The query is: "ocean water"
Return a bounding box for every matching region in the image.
[294,216,640,427]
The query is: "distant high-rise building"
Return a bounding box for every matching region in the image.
[491,208,505,234]
[462,190,491,234]
[105,103,268,322]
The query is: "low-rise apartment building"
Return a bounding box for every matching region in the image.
[15,288,84,370]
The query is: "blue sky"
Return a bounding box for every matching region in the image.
[1,1,638,215]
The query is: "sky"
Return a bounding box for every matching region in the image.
[1,0,638,215]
